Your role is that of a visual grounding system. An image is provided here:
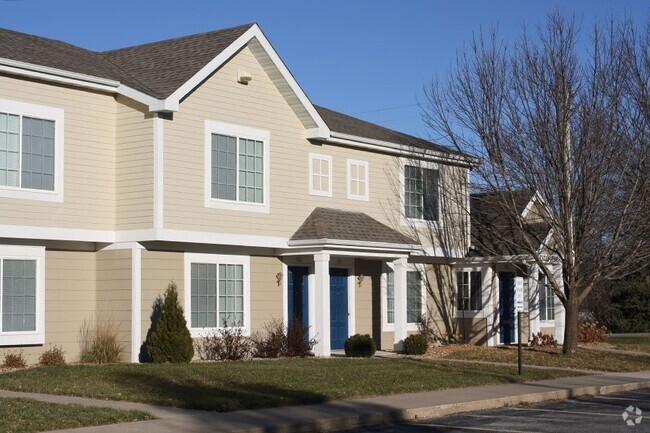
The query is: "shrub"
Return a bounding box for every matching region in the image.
[285,318,317,357]
[196,322,253,361]
[39,346,66,366]
[577,321,608,343]
[344,334,376,358]
[145,282,194,363]
[2,352,27,369]
[253,318,317,358]
[403,334,428,355]
[529,332,558,347]
[79,318,125,364]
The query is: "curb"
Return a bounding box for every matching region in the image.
[232,381,650,433]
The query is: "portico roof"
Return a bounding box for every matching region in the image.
[288,207,417,250]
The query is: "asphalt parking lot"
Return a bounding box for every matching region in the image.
[342,389,650,433]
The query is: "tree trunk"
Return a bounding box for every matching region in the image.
[562,296,580,355]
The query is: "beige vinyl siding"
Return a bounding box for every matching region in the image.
[250,256,283,333]
[0,250,96,364]
[116,96,154,230]
[140,250,184,346]
[95,249,132,362]
[354,259,380,338]
[163,45,405,238]
[0,75,116,230]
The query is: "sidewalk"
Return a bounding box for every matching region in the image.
[2,371,648,433]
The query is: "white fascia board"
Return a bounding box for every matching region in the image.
[164,24,329,138]
[286,238,417,252]
[324,132,479,167]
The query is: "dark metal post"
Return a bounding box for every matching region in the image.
[517,311,522,376]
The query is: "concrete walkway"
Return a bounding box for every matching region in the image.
[2,371,648,433]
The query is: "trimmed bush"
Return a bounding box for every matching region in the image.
[145,282,194,363]
[403,334,428,355]
[344,334,376,358]
[39,346,66,366]
[2,352,27,369]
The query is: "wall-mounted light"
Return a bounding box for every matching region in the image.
[275,272,283,287]
[238,71,253,85]
[357,274,365,288]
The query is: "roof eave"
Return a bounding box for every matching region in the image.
[287,238,418,252]
[323,131,480,167]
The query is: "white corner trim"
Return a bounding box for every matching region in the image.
[204,119,271,214]
[0,244,46,346]
[346,159,369,201]
[308,153,333,197]
[183,252,252,337]
[153,116,164,229]
[131,245,142,362]
[0,98,64,203]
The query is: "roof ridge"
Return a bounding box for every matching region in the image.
[100,23,255,54]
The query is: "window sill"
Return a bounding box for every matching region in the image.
[539,320,556,327]
[0,331,44,346]
[309,190,332,198]
[402,217,442,229]
[189,326,251,339]
[204,198,269,214]
[381,323,420,332]
[0,186,63,203]
[347,194,369,202]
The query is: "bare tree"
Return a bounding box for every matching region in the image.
[421,10,650,354]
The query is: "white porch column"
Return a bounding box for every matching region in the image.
[393,257,408,351]
[528,263,541,337]
[553,263,566,344]
[313,252,331,357]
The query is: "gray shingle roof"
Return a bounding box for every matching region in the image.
[315,105,462,155]
[468,190,550,257]
[0,28,124,81]
[0,24,461,155]
[290,207,417,247]
[101,24,254,99]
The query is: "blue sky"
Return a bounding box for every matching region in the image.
[1,0,647,139]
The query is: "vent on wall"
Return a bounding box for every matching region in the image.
[237,71,253,84]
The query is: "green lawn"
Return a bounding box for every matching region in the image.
[0,358,581,412]
[443,346,649,371]
[607,336,650,353]
[0,397,152,433]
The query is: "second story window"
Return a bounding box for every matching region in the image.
[347,159,369,201]
[0,99,63,202]
[309,153,332,197]
[404,164,439,221]
[205,120,269,213]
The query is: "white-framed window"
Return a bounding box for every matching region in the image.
[0,99,64,202]
[204,120,270,213]
[309,153,332,197]
[382,264,425,331]
[456,270,482,312]
[347,159,369,201]
[401,160,440,223]
[0,245,45,346]
[538,272,555,321]
[184,253,251,337]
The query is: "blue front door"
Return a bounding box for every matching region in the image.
[329,268,349,350]
[499,272,515,344]
[287,266,309,330]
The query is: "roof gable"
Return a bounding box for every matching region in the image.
[101,24,253,99]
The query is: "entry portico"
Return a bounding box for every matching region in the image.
[283,208,418,356]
